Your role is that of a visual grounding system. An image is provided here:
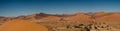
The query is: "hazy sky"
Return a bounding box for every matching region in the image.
[0,0,120,17]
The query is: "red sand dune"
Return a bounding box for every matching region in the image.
[96,13,120,21]
[93,12,107,17]
[0,19,48,31]
[0,12,120,22]
[39,16,61,21]
[63,13,91,21]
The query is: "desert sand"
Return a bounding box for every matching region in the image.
[0,12,120,31]
[0,19,48,31]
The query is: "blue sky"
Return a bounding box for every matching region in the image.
[0,0,120,17]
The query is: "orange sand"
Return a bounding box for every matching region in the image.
[0,19,48,31]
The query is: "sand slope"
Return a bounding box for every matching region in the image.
[0,19,48,31]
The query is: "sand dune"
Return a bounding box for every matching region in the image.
[0,19,48,31]
[0,12,120,31]
[0,12,120,22]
